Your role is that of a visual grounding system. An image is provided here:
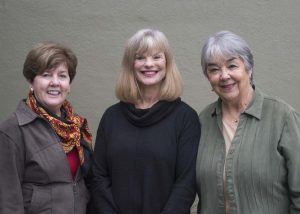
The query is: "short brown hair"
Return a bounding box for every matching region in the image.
[115,29,183,104]
[23,42,77,82]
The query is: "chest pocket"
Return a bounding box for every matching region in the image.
[24,141,71,183]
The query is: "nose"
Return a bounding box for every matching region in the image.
[50,75,60,86]
[144,57,154,67]
[220,68,230,80]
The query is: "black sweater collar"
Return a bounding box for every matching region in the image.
[120,98,181,127]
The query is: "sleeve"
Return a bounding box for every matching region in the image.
[161,108,201,214]
[91,113,120,214]
[280,110,300,213]
[0,131,25,214]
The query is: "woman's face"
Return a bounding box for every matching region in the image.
[206,56,252,103]
[134,50,167,90]
[30,63,70,116]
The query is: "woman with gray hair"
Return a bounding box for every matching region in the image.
[196,31,300,213]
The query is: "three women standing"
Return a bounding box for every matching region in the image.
[2,28,297,214]
[91,29,201,214]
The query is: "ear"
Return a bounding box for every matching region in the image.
[209,82,215,92]
[248,69,252,77]
[27,79,34,91]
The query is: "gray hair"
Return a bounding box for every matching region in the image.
[201,31,254,85]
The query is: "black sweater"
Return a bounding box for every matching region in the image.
[92,98,201,214]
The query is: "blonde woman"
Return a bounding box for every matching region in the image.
[91,29,201,214]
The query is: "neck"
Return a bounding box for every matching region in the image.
[136,87,160,109]
[222,86,253,124]
[222,86,253,113]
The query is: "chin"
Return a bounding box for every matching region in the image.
[45,102,63,109]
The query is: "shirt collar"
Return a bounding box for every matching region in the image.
[210,87,264,121]
[15,100,39,126]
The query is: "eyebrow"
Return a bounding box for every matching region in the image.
[207,63,218,67]
[207,57,237,67]
[227,57,237,62]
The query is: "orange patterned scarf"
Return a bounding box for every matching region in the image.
[26,91,92,165]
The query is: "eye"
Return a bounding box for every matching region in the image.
[41,72,50,77]
[228,64,237,70]
[153,55,162,60]
[59,74,67,78]
[58,71,69,78]
[207,67,219,74]
[135,55,145,60]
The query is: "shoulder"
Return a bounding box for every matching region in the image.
[199,100,218,120]
[0,101,44,147]
[260,90,298,116]
[102,102,123,116]
[98,102,124,123]
[0,101,27,135]
[0,111,23,149]
[174,101,201,141]
[174,100,200,126]
[0,112,19,134]
[176,100,198,115]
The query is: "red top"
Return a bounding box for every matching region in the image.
[66,148,80,178]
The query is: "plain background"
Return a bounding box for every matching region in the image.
[1,1,300,213]
[1,0,300,137]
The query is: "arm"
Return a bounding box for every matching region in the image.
[161,109,201,214]
[280,110,300,213]
[91,116,119,214]
[0,131,25,214]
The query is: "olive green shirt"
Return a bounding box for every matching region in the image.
[196,88,300,214]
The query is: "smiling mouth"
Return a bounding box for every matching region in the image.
[220,82,235,90]
[141,70,158,77]
[47,90,60,95]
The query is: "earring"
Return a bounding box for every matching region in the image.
[30,87,34,92]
